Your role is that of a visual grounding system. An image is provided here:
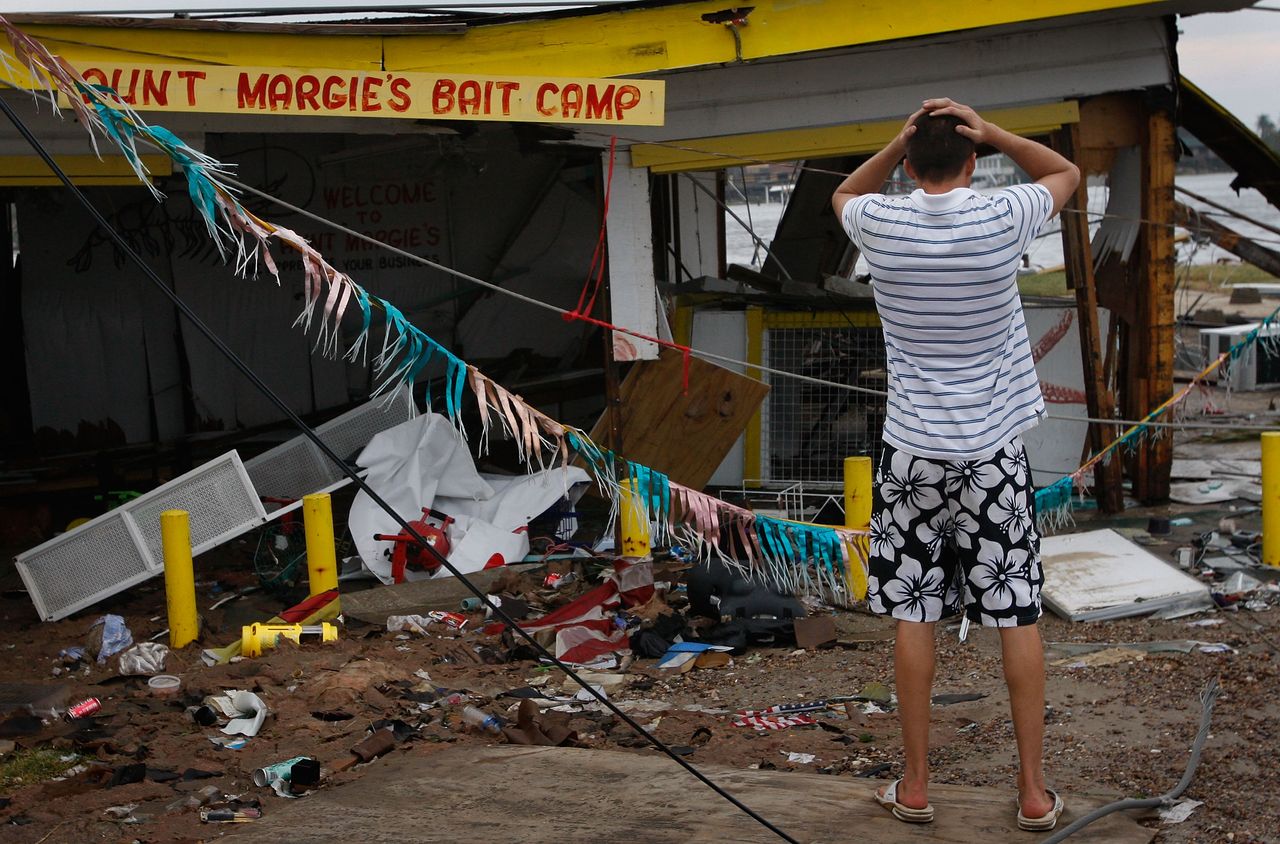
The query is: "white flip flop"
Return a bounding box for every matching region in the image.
[875,778,935,824]
[1017,788,1065,831]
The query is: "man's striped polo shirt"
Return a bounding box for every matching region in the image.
[840,183,1055,461]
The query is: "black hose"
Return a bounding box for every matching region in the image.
[0,94,800,844]
[1042,677,1220,843]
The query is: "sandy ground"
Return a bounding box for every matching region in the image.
[0,386,1277,844]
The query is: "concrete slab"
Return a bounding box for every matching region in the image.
[228,745,1155,843]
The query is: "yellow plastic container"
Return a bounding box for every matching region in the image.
[240,622,338,658]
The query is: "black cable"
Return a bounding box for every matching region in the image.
[0,95,800,844]
[1041,677,1220,843]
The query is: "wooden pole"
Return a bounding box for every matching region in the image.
[1052,126,1123,514]
[1138,105,1177,502]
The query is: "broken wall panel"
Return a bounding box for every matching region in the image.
[587,347,769,491]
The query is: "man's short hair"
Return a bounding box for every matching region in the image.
[905,114,975,182]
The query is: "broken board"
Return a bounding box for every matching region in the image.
[1040,528,1212,622]
[589,347,769,490]
[232,745,1153,843]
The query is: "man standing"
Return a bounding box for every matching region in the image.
[831,98,1079,830]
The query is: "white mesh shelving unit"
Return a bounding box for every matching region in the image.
[16,452,267,621]
[15,389,417,622]
[244,387,415,510]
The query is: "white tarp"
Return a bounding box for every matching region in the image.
[1040,528,1212,622]
[349,413,589,583]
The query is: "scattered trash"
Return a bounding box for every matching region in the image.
[793,616,838,650]
[1159,798,1203,824]
[733,714,817,730]
[65,697,101,719]
[201,807,262,823]
[931,693,987,705]
[87,615,133,665]
[461,705,503,734]
[241,622,338,657]
[148,674,182,697]
[856,681,893,705]
[1185,618,1224,627]
[1054,647,1146,669]
[252,755,311,788]
[657,642,733,672]
[118,642,169,676]
[206,691,269,737]
[783,752,815,764]
[207,736,249,750]
[1195,642,1235,654]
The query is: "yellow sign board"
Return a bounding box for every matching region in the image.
[60,63,665,126]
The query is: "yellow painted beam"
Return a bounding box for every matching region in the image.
[633,102,1081,173]
[0,153,171,186]
[16,1,1161,81]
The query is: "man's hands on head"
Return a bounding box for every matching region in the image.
[831,97,1080,218]
[917,96,1079,215]
[920,98,992,145]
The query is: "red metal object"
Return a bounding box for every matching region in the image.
[374,508,454,584]
[66,697,101,719]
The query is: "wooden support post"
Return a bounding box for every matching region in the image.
[1137,106,1177,502]
[1052,126,1123,514]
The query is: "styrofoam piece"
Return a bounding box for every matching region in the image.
[1040,528,1213,622]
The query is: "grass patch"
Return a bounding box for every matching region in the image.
[0,748,80,790]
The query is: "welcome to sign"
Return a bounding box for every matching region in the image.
[59,63,665,126]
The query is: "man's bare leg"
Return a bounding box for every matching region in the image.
[879,619,935,809]
[999,624,1055,818]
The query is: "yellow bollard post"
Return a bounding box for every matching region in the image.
[1264,432,1280,567]
[303,493,340,597]
[844,457,874,599]
[160,510,199,649]
[618,478,652,558]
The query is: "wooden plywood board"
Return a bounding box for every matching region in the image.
[236,745,1155,844]
[589,348,770,490]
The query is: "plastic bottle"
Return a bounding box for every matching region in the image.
[461,705,502,734]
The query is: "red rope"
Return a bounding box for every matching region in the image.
[564,135,693,391]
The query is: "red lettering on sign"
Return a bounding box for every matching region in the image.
[536,82,558,116]
[349,77,359,111]
[388,77,411,112]
[295,75,321,111]
[82,68,108,88]
[585,84,614,121]
[176,70,205,106]
[433,79,456,114]
[238,73,269,109]
[495,81,518,115]
[561,84,583,119]
[361,76,383,112]
[457,80,481,115]
[322,76,346,110]
[268,74,293,110]
[615,85,641,118]
[142,70,170,107]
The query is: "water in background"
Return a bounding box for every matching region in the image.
[725,171,1280,275]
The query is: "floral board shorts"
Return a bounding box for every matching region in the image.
[866,437,1043,627]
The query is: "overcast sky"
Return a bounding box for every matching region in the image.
[1178,6,1280,130]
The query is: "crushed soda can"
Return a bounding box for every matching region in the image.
[66,697,101,719]
[544,572,576,589]
[427,611,468,630]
